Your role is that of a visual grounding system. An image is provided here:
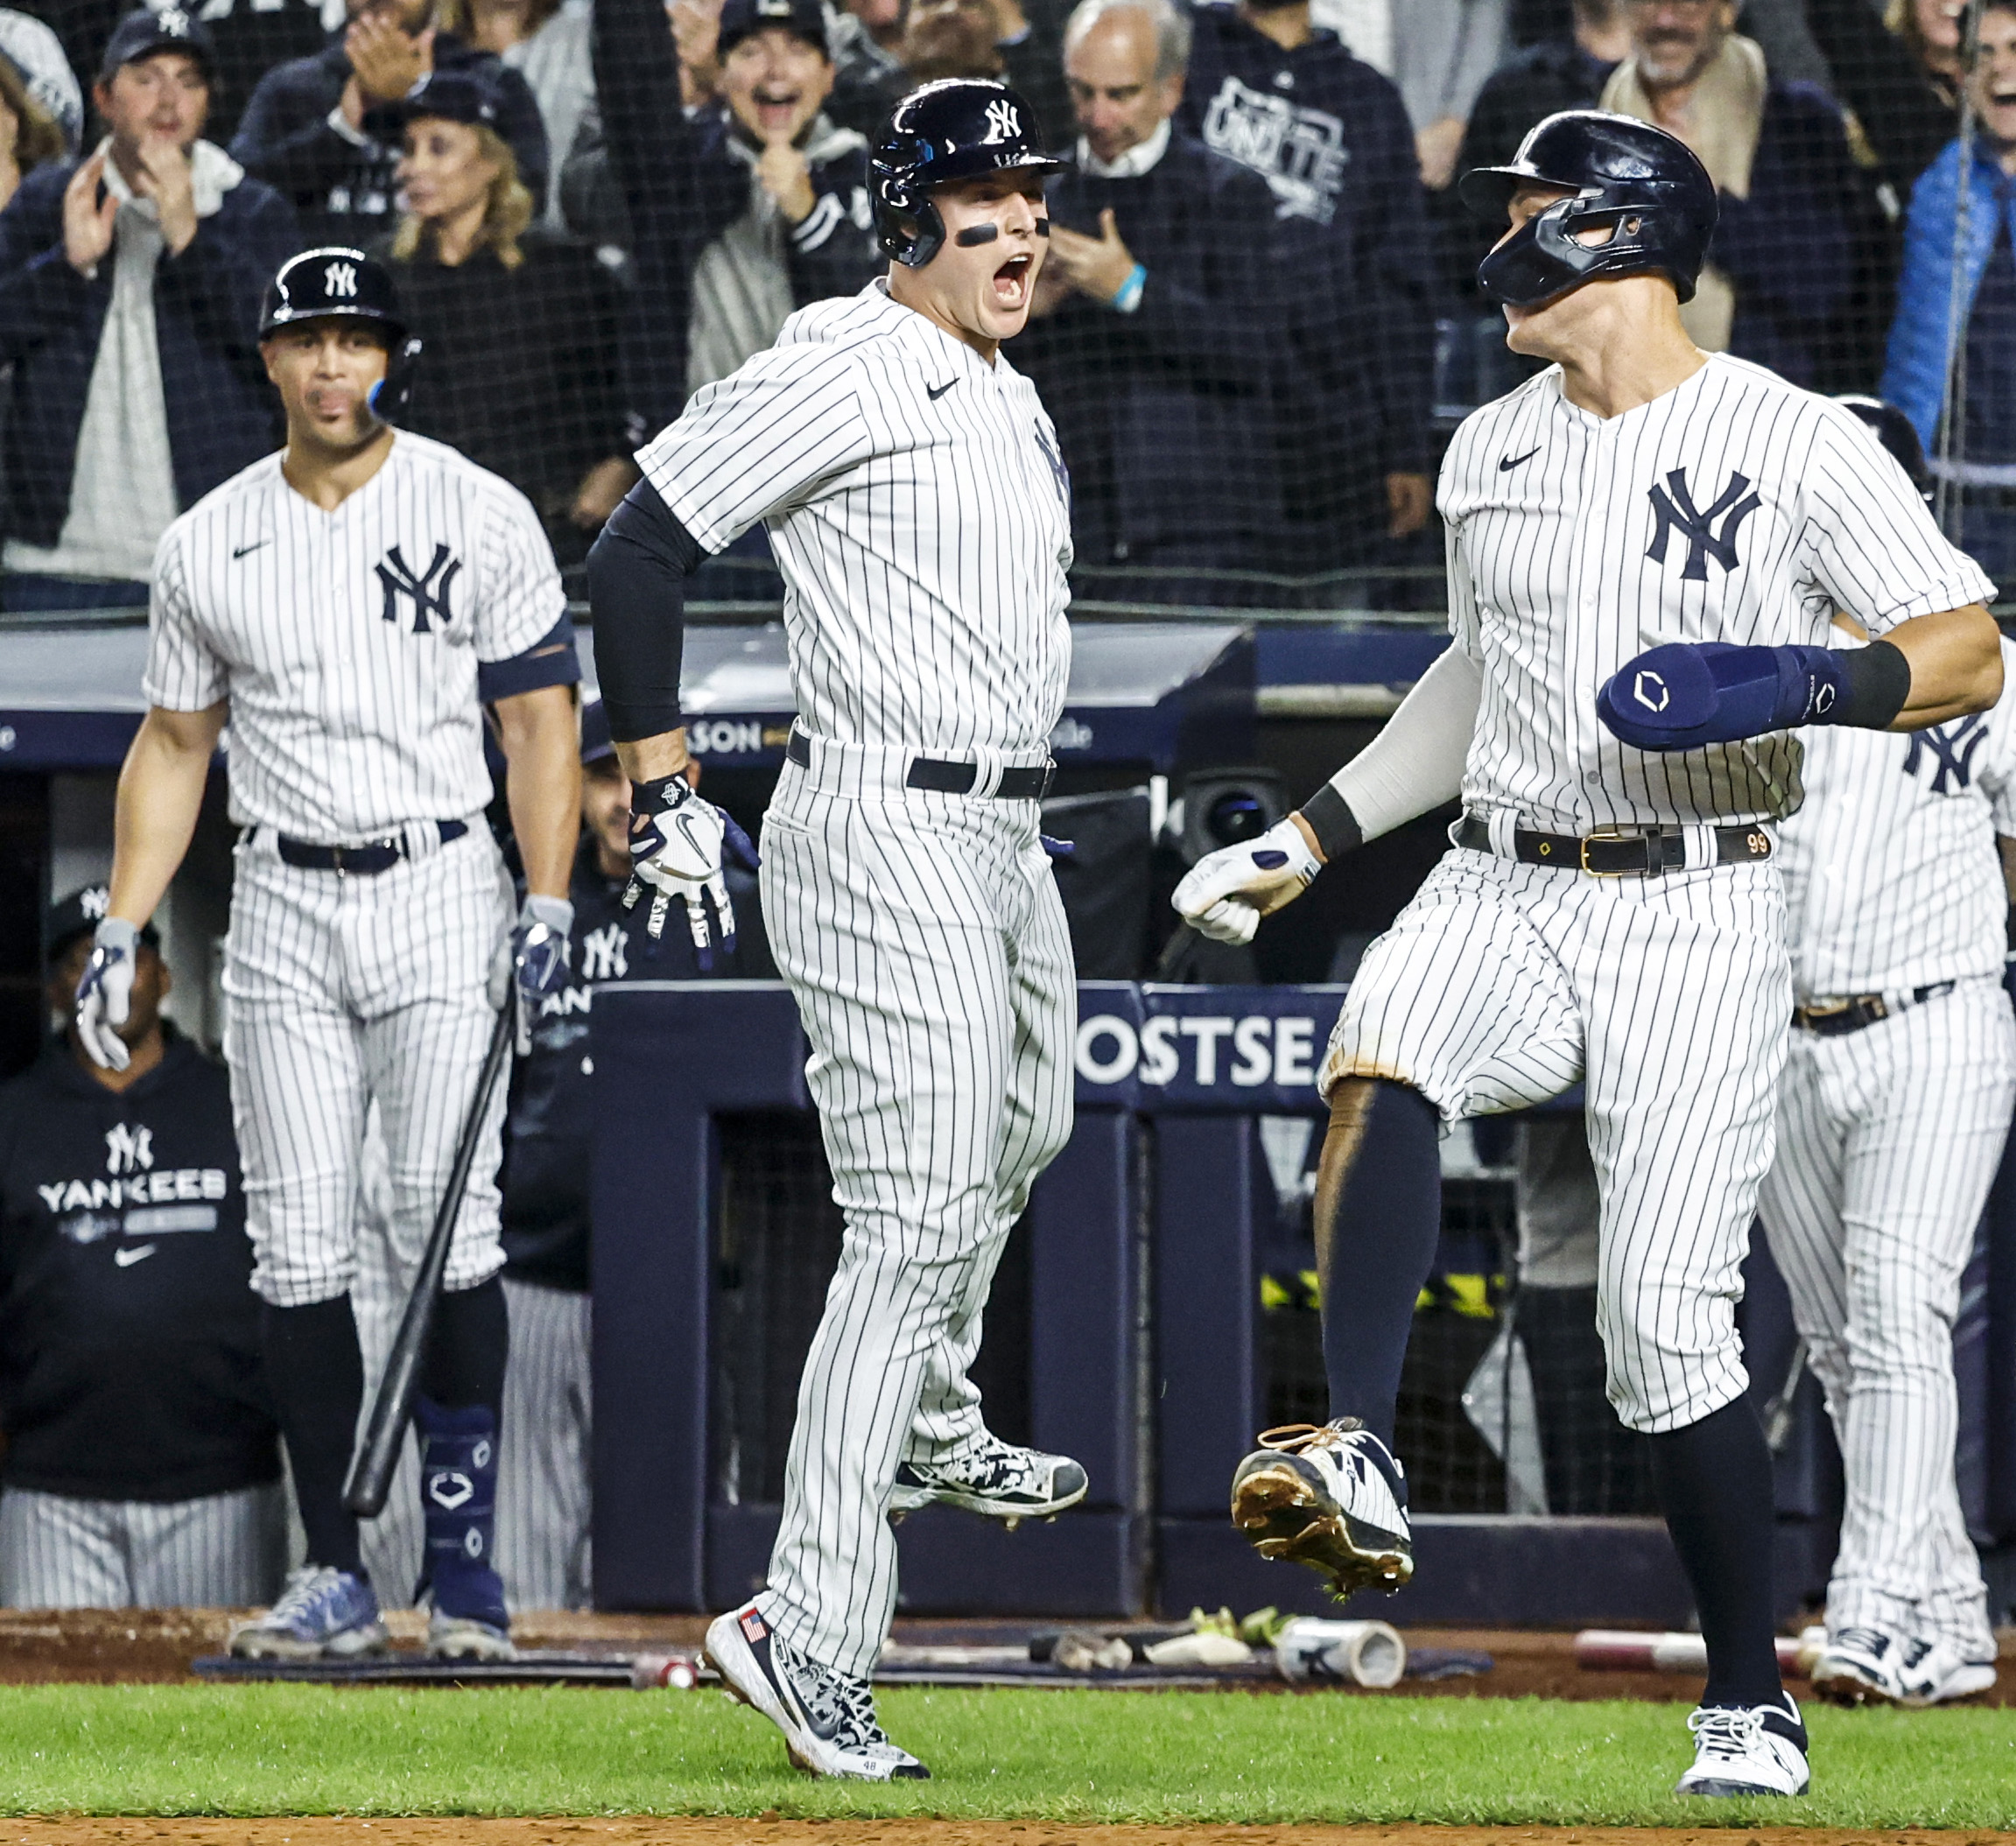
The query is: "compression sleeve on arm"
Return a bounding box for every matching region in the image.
[588,480,707,743]
[1299,643,1483,856]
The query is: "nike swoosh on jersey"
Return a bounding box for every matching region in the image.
[232,539,271,558]
[114,1244,158,1267]
[1498,448,1542,473]
[927,380,958,400]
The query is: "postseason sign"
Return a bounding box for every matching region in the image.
[1071,983,1348,1113]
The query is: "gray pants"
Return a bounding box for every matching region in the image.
[498,1276,592,1610]
[0,1483,287,1608]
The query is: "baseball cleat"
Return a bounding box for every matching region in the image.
[887,1432,1088,1523]
[228,1565,390,1660]
[1675,1695,1809,1798]
[1228,1420,1413,1599]
[704,1600,929,1781]
[426,1611,517,1661]
[1897,1637,1998,1707]
[1811,1625,1910,1705]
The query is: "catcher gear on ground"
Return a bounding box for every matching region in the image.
[870,79,1068,268]
[1171,815,1323,945]
[259,247,423,421]
[74,916,141,1072]
[1460,110,1717,309]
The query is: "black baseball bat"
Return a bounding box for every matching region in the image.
[343,1001,515,1518]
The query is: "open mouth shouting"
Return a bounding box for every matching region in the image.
[993,250,1035,310]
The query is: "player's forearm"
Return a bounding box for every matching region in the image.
[614,726,692,785]
[495,684,582,899]
[589,478,700,748]
[109,703,226,925]
[1294,645,1481,861]
[1882,604,2004,729]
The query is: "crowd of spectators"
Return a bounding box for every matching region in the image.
[0,0,2004,607]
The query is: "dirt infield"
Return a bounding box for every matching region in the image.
[4,1823,2014,1846]
[0,1610,2005,1705]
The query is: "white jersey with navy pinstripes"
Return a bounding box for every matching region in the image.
[635,278,1073,755]
[1776,635,2016,1000]
[1439,353,1996,831]
[143,432,567,845]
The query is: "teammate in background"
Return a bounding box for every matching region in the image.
[0,887,284,1609]
[1758,399,2016,1710]
[590,79,1088,1779]
[1175,112,2001,1798]
[74,248,582,1660]
[493,702,746,1611]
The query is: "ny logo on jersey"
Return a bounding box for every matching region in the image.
[580,921,628,982]
[376,543,462,634]
[1645,467,1764,581]
[1033,423,1070,509]
[323,260,357,298]
[104,1123,153,1176]
[983,99,1022,143]
[1904,711,1991,794]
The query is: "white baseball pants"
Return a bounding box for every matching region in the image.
[497,1276,593,1611]
[0,1484,287,1609]
[1757,980,2016,1657]
[755,748,1076,1680]
[1324,844,1791,1435]
[221,825,512,1308]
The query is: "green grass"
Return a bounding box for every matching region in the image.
[0,1685,2012,1826]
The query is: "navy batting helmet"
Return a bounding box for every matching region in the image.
[869,79,1067,269]
[1835,395,1932,502]
[1459,110,1717,309]
[258,247,423,422]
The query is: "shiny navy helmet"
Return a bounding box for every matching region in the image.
[870,79,1068,269]
[1459,110,1717,309]
[258,247,423,422]
[1835,394,1933,503]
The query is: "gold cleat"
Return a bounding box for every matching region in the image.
[1229,1421,1415,1600]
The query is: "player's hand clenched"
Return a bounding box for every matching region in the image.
[624,774,756,964]
[74,917,140,1072]
[1170,816,1324,947]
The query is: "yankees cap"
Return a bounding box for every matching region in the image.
[99,6,214,82]
[718,0,831,59]
[46,886,158,966]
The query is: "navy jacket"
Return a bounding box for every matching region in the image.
[594,0,882,435]
[1711,82,1862,391]
[0,157,298,551]
[231,37,548,249]
[0,1035,278,1502]
[1177,3,1435,516]
[1018,132,1282,570]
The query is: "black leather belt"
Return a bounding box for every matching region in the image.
[254,818,468,874]
[1795,981,1956,1036]
[1454,814,1773,876]
[787,727,1054,799]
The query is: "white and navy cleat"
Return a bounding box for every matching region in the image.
[228,1565,390,1660]
[1812,1625,1912,1705]
[1675,1694,1810,1798]
[704,1600,929,1781]
[1228,1419,1413,1599]
[1898,1636,1998,1707]
[887,1432,1088,1527]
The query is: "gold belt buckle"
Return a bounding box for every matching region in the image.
[1579,826,1642,877]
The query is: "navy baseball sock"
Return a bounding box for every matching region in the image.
[422,1274,509,1414]
[1313,1078,1444,1449]
[1647,1394,1788,1711]
[261,1295,367,1580]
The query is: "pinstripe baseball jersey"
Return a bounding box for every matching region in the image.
[1440,353,1997,832]
[1776,637,2016,1000]
[636,279,1074,755]
[142,432,568,843]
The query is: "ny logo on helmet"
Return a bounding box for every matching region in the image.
[156,9,191,35]
[1646,467,1763,581]
[983,99,1021,143]
[323,261,358,298]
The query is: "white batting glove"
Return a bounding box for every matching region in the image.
[74,916,140,1071]
[625,773,737,959]
[1170,817,1324,947]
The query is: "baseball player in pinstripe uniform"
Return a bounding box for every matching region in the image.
[74,247,583,1660]
[590,78,1088,1780]
[1757,401,2016,1711]
[1176,112,2003,1798]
